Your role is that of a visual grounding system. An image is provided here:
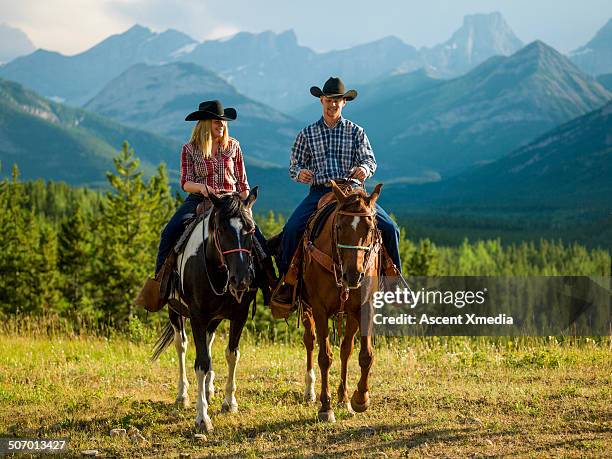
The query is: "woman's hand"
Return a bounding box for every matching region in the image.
[199,184,210,197]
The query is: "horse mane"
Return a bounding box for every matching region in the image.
[216,193,255,231]
[337,187,370,213]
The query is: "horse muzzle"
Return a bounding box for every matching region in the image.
[228,275,252,302]
[341,271,365,290]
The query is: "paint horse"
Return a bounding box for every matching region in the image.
[300,181,383,422]
[152,188,258,433]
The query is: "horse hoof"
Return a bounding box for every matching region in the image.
[317,410,336,423]
[350,391,370,413]
[221,401,238,413]
[342,401,356,415]
[304,392,316,404]
[195,417,213,434]
[175,396,190,409]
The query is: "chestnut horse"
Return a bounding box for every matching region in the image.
[300,180,383,422]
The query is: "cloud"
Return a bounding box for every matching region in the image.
[0,0,132,55]
[0,0,241,54]
[105,0,239,41]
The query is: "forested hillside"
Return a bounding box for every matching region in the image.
[1,146,608,333]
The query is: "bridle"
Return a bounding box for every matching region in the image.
[202,211,256,297]
[332,206,380,291]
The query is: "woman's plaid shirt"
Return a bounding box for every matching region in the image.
[180,138,249,193]
[289,116,377,185]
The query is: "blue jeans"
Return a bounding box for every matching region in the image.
[278,185,402,274]
[156,194,268,274]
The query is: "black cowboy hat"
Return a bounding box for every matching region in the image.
[310,77,357,101]
[185,100,237,121]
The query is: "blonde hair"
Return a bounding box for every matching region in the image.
[189,119,229,158]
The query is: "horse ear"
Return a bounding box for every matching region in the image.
[243,186,258,209]
[330,180,346,202]
[367,183,383,207]
[208,188,222,208]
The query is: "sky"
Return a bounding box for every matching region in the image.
[1,0,611,55]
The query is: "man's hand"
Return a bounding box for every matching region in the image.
[348,166,367,181]
[298,169,314,184]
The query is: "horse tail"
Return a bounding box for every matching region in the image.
[150,321,174,362]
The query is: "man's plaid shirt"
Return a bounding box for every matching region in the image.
[289,116,377,185]
[180,138,249,193]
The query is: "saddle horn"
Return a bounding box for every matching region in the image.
[243,186,258,209]
[207,185,223,207]
[330,180,347,202]
[367,183,383,207]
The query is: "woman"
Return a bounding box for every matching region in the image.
[137,100,273,312]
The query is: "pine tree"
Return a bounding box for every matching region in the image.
[93,142,172,322]
[58,206,93,314]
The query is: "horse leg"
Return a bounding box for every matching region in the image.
[191,316,214,433]
[302,309,316,403]
[170,309,189,408]
[338,312,359,414]
[351,333,373,413]
[221,312,248,414]
[204,319,221,404]
[315,313,335,422]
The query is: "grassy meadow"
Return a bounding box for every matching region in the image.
[0,322,610,458]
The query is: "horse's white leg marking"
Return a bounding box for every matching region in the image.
[195,369,213,433]
[173,326,189,407]
[305,368,316,403]
[351,216,360,231]
[221,347,240,413]
[229,217,244,263]
[180,215,209,290]
[205,331,215,403]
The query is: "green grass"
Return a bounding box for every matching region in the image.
[0,332,610,458]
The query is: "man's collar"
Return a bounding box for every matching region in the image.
[319,115,345,129]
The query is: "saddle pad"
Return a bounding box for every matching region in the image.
[308,200,337,243]
[174,213,205,254]
[317,191,336,209]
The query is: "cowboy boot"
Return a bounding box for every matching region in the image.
[272,278,294,306]
[135,252,177,313]
[135,277,162,312]
[271,253,300,307]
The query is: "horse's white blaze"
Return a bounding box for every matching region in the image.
[205,331,215,400]
[223,347,240,411]
[195,369,212,430]
[179,215,209,290]
[173,326,189,401]
[229,217,244,262]
[351,216,360,231]
[305,368,316,401]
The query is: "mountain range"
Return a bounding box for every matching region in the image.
[0,77,179,186]
[0,13,524,112]
[597,73,612,91]
[0,24,35,64]
[0,25,196,106]
[84,62,300,165]
[183,12,522,112]
[0,15,610,220]
[382,99,612,213]
[0,77,303,209]
[569,19,612,76]
[420,12,523,77]
[350,41,611,181]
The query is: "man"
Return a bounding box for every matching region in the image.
[273,77,402,306]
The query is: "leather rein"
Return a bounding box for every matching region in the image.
[202,211,255,297]
[304,204,381,312]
